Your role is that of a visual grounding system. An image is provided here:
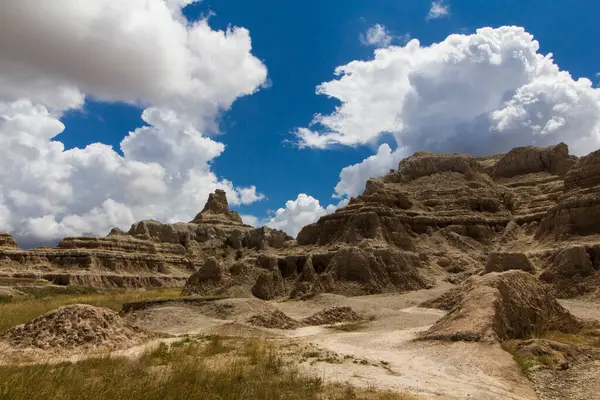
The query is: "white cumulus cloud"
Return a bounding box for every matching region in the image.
[296,26,600,157]
[427,1,450,20]
[360,24,392,48]
[0,0,268,247]
[334,144,407,198]
[265,194,348,238]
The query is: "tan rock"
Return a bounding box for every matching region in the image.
[251,270,286,300]
[420,270,582,342]
[0,233,17,248]
[484,252,535,274]
[490,142,575,179]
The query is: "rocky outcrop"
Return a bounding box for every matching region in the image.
[227,227,292,250]
[490,143,576,179]
[484,252,535,274]
[298,152,513,247]
[0,233,17,248]
[537,149,600,238]
[190,189,244,225]
[180,257,224,296]
[0,190,271,290]
[420,270,583,342]
[2,143,599,300]
[1,304,148,351]
[251,270,286,300]
[535,245,600,297]
[306,247,431,296]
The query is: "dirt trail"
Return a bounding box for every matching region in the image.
[295,327,535,399]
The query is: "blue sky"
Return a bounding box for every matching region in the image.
[2,0,600,245]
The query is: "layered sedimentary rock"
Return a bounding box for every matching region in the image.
[291,142,600,298]
[127,189,290,255]
[0,233,17,248]
[0,190,291,289]
[298,152,513,248]
[0,234,193,289]
[537,149,600,239]
[3,142,600,298]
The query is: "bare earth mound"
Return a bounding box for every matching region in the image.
[1,304,148,351]
[301,307,362,325]
[246,310,303,330]
[420,271,583,342]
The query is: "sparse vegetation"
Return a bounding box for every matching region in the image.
[0,336,413,400]
[0,287,181,332]
[502,329,600,376]
[539,330,600,348]
[501,341,538,375]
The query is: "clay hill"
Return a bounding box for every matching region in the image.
[2,143,600,303]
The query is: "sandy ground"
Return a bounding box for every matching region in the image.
[558,298,600,321]
[123,283,538,400]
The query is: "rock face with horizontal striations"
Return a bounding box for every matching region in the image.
[0,190,291,290]
[490,143,576,179]
[298,151,514,247]
[0,233,17,248]
[537,149,600,239]
[2,143,600,303]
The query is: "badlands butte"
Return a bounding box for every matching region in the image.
[2,142,600,400]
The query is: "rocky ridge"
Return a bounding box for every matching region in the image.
[0,190,291,290]
[1,142,599,300]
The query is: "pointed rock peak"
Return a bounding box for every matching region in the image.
[201,189,229,215]
[190,189,243,225]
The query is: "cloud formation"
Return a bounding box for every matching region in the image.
[360,24,392,48]
[0,0,268,246]
[334,144,406,198]
[265,194,348,238]
[296,26,600,158]
[427,1,450,20]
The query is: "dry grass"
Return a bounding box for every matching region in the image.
[0,336,413,400]
[502,330,600,375]
[0,287,181,333]
[539,330,600,348]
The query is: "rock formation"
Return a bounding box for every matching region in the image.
[484,252,535,274]
[0,233,17,248]
[536,148,600,239]
[1,304,148,351]
[419,271,583,342]
[0,190,291,290]
[290,142,600,299]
